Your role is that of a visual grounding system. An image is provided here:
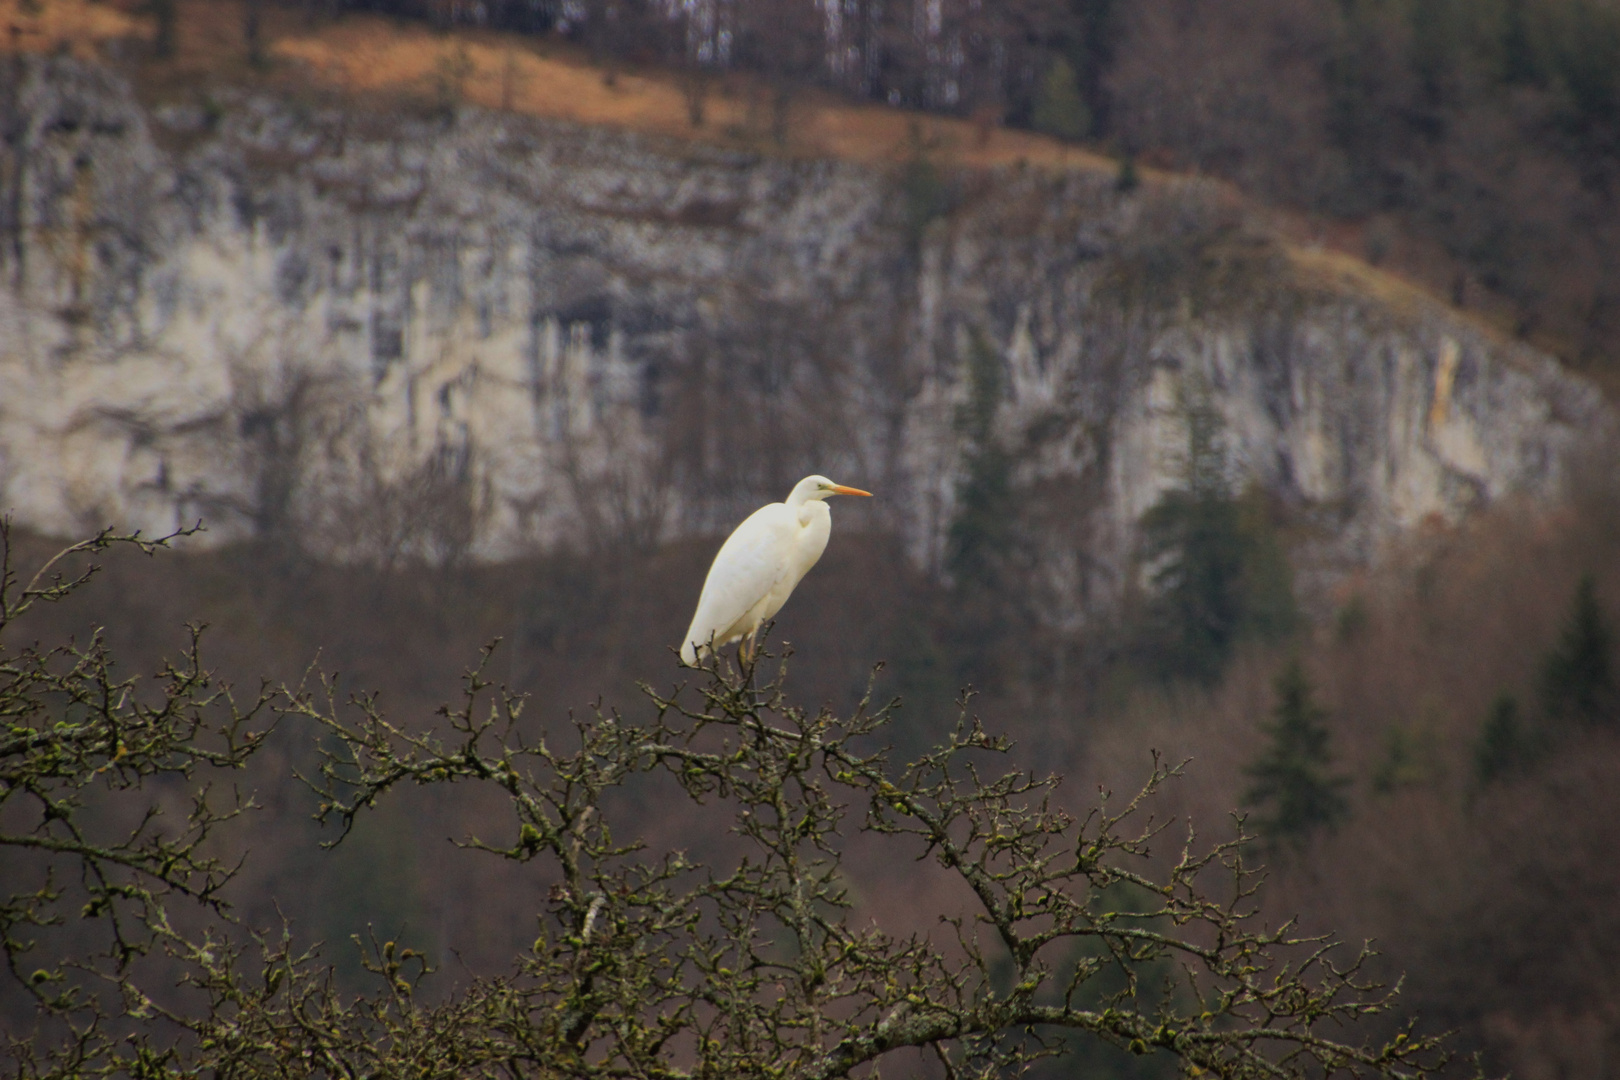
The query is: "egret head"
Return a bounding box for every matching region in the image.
[792,475,874,503]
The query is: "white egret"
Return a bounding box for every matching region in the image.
[680,475,873,666]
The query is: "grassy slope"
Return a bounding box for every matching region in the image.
[3,0,1113,169]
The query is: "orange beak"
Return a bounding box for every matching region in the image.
[830,484,874,497]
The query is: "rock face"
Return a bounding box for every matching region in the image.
[0,55,1610,622]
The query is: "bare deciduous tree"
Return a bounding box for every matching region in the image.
[3,528,1452,1080]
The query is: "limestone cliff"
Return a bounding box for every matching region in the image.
[0,55,1609,624]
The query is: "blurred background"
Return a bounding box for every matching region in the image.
[3,0,1620,1074]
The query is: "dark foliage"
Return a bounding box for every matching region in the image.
[946,331,1014,596]
[1537,573,1616,726]
[942,331,1022,692]
[147,0,177,57]
[1471,692,1538,787]
[1032,56,1090,141]
[1134,392,1296,686]
[1243,659,1350,847]
[898,141,955,252]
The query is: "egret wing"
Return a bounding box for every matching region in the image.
[682,505,794,656]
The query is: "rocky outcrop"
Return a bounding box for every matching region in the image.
[0,55,1609,623]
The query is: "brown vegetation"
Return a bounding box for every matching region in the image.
[3,453,1618,1075]
[2,527,1459,1080]
[0,0,1115,172]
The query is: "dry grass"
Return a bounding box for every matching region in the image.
[1,0,1115,172]
[267,15,1122,171]
[1,0,137,57]
[1285,244,1519,349]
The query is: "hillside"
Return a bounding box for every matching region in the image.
[2,0,1118,169]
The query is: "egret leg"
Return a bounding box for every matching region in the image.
[739,631,756,667]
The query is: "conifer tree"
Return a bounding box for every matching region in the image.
[1538,574,1616,726]
[1032,56,1090,141]
[945,331,1011,596]
[1137,386,1296,685]
[1244,660,1350,847]
[943,331,1018,689]
[1116,152,1140,192]
[1499,0,1541,85]
[1472,692,1537,787]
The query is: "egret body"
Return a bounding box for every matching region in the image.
[680,475,873,665]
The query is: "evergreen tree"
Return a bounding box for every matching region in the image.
[1136,386,1296,685]
[1538,574,1616,726]
[244,0,265,69]
[149,0,177,58]
[1067,0,1122,133]
[1116,152,1140,192]
[1372,723,1429,794]
[945,331,1012,596]
[1244,660,1350,847]
[1032,56,1091,141]
[942,330,1019,690]
[1499,0,1541,85]
[1407,0,1463,99]
[1545,0,1620,151]
[1138,393,1241,684]
[898,127,951,251]
[1473,692,1537,787]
